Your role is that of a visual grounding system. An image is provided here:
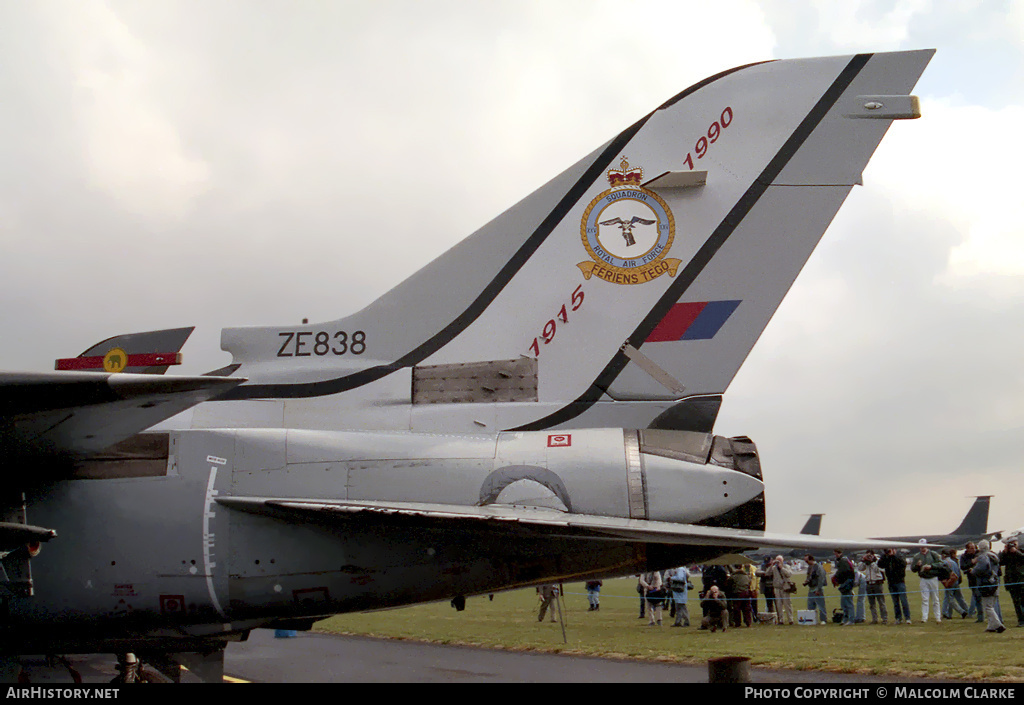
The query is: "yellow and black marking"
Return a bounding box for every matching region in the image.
[102,347,129,373]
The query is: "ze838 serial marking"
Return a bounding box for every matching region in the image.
[276,331,366,357]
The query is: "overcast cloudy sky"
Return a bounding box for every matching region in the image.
[1,1,1021,542]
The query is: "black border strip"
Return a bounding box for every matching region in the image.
[218,61,764,402]
[512,53,872,431]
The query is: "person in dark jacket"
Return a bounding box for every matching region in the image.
[879,547,911,625]
[962,542,982,622]
[700,585,729,632]
[998,539,1024,627]
[804,554,828,625]
[699,564,729,627]
[833,548,856,625]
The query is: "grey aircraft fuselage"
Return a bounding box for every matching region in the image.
[6,426,763,654]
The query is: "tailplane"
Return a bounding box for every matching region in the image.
[55,327,193,375]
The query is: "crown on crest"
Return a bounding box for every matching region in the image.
[607,157,643,186]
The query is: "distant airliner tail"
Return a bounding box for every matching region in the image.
[800,514,823,536]
[951,496,991,537]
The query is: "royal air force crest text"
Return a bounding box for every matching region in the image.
[578,158,681,285]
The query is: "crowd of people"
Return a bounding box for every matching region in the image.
[559,538,1024,633]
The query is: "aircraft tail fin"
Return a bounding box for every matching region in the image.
[800,514,823,536]
[951,496,991,538]
[212,50,934,435]
[55,327,193,375]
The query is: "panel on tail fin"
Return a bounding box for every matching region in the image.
[198,50,934,435]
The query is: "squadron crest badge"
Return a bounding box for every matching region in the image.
[578,157,681,285]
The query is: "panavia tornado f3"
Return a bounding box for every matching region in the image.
[1,50,938,682]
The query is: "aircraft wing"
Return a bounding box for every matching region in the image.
[217,496,937,552]
[1003,527,1023,544]
[0,371,245,463]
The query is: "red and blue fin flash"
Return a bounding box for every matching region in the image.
[645,300,741,342]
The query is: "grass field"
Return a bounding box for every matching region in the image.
[316,576,1024,681]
